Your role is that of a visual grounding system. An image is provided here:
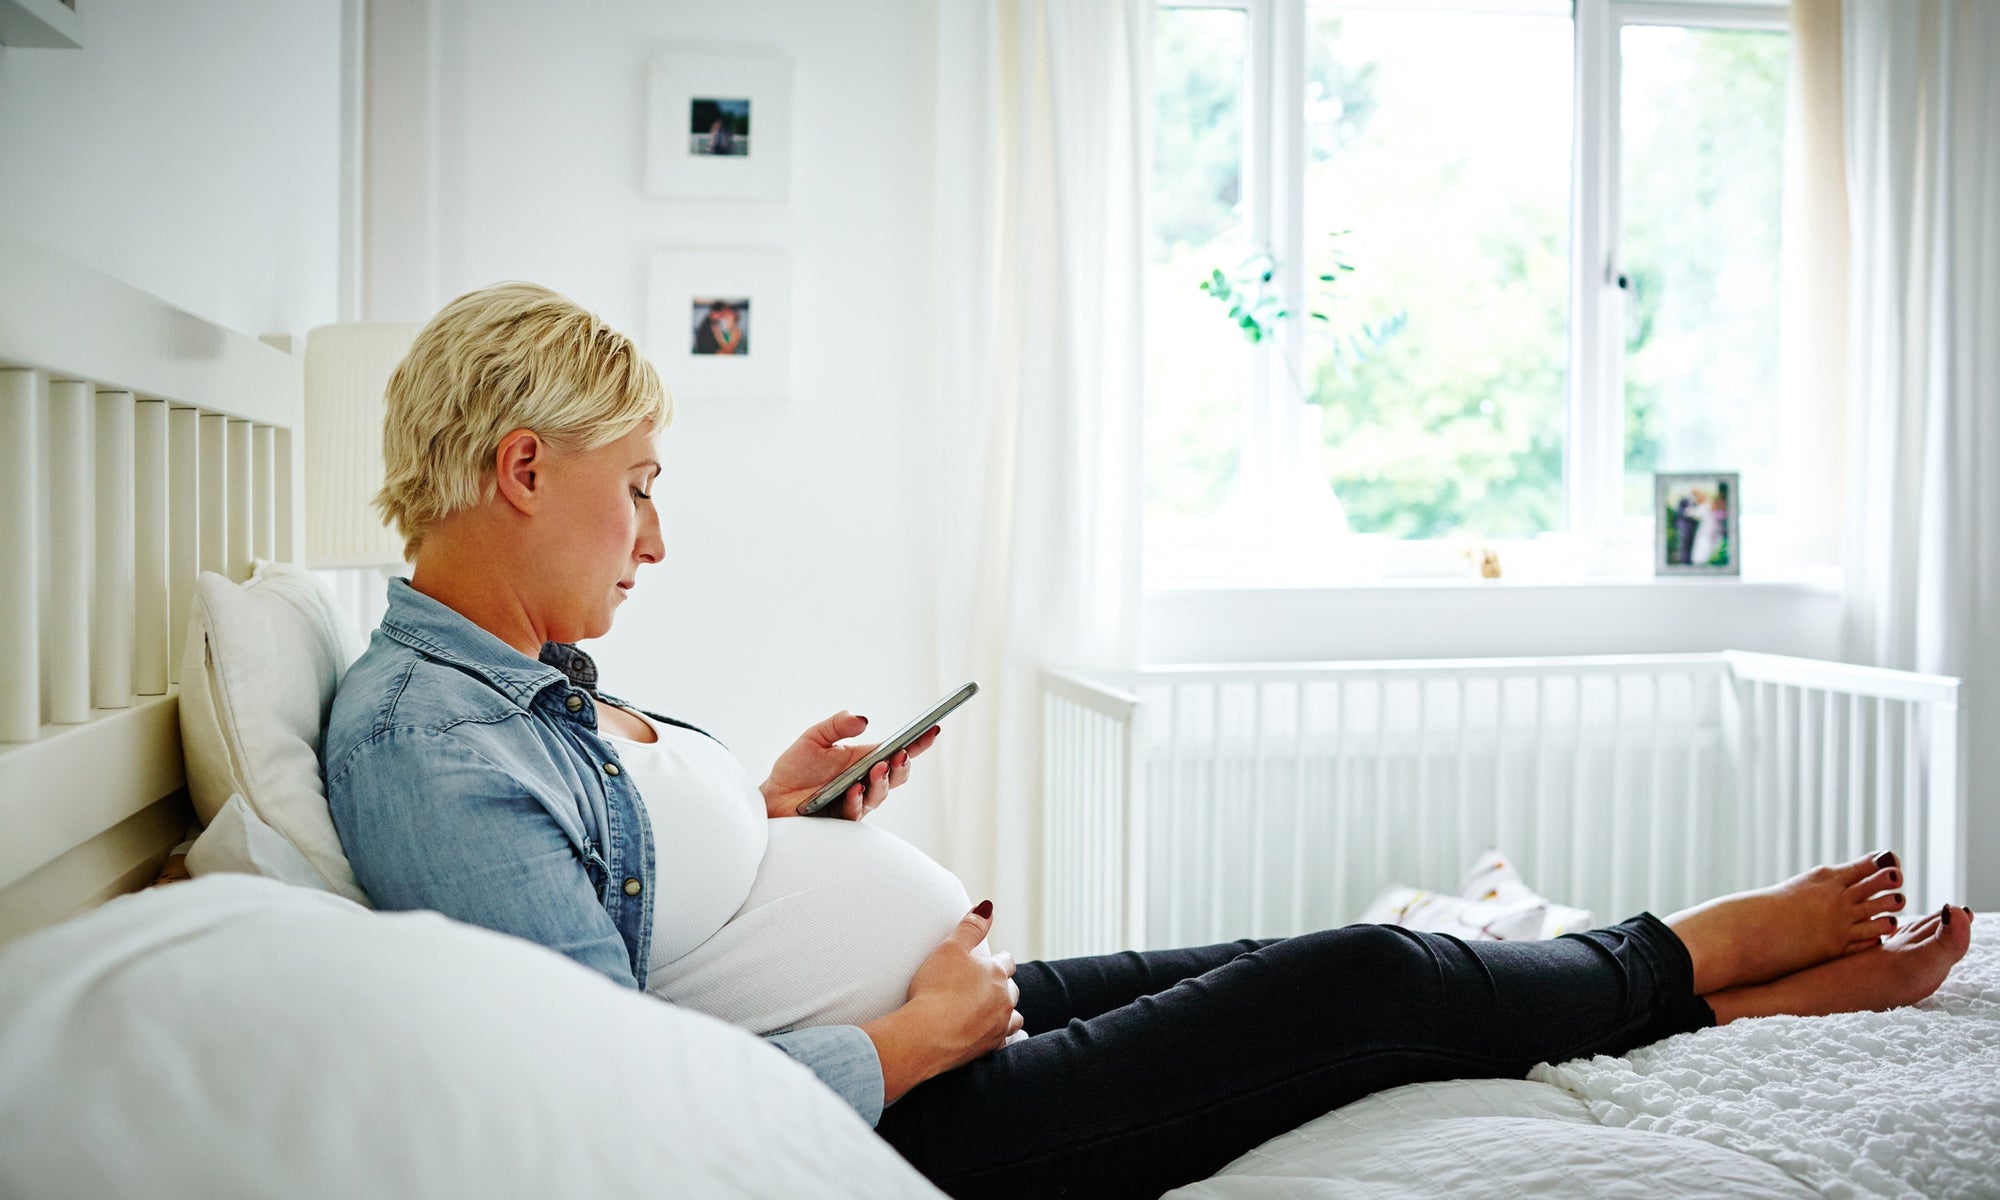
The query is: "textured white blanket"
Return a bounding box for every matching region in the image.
[1532,921,2000,1199]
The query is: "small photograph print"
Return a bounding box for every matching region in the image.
[690,297,751,356]
[1655,472,1740,576]
[689,98,751,156]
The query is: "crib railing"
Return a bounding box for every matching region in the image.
[1041,652,1961,957]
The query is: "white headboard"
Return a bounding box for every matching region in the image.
[0,233,302,943]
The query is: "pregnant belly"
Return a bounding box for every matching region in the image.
[645,816,979,1034]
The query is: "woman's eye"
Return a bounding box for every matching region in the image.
[632,488,652,501]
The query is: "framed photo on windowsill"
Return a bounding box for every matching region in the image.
[644,52,791,201]
[645,251,791,402]
[1655,472,1740,576]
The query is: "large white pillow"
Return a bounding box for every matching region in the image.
[178,561,369,903]
[0,875,943,1200]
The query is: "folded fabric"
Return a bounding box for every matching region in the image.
[1359,849,1592,941]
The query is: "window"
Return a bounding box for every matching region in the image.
[1146,0,1794,587]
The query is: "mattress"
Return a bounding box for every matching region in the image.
[1168,919,1998,1200]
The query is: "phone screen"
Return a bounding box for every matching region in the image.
[796,682,979,816]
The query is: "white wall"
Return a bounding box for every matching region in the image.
[365,0,945,850]
[0,0,345,341]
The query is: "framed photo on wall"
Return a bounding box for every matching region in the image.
[1655,471,1741,576]
[644,52,791,200]
[646,251,791,401]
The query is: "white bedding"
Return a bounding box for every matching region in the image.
[1173,922,1998,1200]
[1533,919,2000,1199]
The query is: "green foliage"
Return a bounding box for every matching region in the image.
[1198,254,1285,344]
[1620,28,1786,513]
[1153,10,1247,252]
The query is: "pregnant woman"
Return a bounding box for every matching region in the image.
[325,284,1970,1200]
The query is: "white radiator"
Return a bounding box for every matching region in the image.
[1041,653,1962,958]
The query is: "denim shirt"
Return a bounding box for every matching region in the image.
[323,578,884,1125]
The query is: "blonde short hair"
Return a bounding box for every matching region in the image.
[376,282,671,558]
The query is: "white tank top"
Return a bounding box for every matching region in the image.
[598,712,768,972]
[606,708,988,1034]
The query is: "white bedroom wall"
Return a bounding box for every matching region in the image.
[0,0,345,341]
[362,0,946,851]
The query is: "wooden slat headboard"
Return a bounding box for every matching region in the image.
[0,233,302,944]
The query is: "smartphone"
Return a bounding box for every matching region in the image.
[796,682,979,816]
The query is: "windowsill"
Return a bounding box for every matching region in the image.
[1140,563,1848,665]
[1146,566,1842,597]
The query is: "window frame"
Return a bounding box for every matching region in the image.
[1149,0,1793,586]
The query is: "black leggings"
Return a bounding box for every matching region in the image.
[874,915,1716,1199]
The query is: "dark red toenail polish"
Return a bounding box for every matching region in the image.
[1942,906,1952,926]
[1874,851,1897,869]
[1889,872,1900,885]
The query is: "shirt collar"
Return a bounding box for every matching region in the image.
[377,577,601,709]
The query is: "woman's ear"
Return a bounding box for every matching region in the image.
[493,428,546,515]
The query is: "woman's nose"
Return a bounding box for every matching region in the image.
[637,504,665,564]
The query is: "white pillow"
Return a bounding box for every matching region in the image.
[178,561,369,903]
[0,875,943,1200]
[184,792,333,891]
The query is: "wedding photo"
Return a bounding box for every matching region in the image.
[1656,471,1740,575]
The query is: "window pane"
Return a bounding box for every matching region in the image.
[1303,5,1571,540]
[1621,25,1786,516]
[1147,7,1250,523]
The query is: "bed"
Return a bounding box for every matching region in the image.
[1,237,1995,1199]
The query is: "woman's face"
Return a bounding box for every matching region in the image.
[533,421,664,644]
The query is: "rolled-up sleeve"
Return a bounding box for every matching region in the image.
[766,1025,885,1126]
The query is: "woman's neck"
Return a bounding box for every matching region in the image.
[408,526,548,658]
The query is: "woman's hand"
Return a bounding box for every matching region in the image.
[759,710,941,821]
[860,902,1022,1104]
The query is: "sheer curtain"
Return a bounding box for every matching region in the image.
[929,1,1148,955]
[1840,0,2000,906]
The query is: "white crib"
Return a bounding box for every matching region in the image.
[1041,652,1961,958]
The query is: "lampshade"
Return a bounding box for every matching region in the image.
[303,322,420,568]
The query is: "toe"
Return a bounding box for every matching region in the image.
[1942,907,1973,956]
[1847,866,1902,899]
[1838,852,1894,887]
[1855,913,1898,940]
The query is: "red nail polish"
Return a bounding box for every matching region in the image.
[1874,851,1897,869]
[1890,872,1901,886]
[974,899,994,919]
[1942,906,1952,926]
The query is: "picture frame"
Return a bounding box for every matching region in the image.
[645,251,792,402]
[1654,472,1741,576]
[644,52,791,201]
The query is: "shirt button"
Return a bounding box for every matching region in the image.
[565,694,584,713]
[623,878,642,896]
[603,762,621,776]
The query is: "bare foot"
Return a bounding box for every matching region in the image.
[1705,905,1972,1024]
[1667,851,1907,994]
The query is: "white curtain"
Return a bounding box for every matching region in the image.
[930,1,1149,956]
[1841,0,2000,906]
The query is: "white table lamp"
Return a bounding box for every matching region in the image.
[303,322,420,568]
